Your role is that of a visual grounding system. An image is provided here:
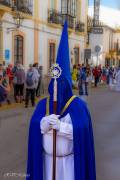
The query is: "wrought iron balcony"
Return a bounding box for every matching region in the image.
[0,0,33,15]
[87,16,103,32]
[48,9,74,29]
[0,0,11,7]
[75,21,85,32]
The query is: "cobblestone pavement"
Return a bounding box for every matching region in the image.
[0,86,120,180]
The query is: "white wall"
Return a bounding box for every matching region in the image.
[113,32,120,49]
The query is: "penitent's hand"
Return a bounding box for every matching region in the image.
[40,114,60,133]
[49,114,60,131]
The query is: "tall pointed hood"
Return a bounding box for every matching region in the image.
[48,21,73,114]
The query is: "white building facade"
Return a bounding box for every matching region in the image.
[89,25,115,67]
[0,0,88,75]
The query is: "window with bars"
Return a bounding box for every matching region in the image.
[14,35,24,65]
[49,42,55,68]
[61,0,77,17]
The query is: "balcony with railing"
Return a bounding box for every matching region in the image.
[87,16,103,32]
[48,9,74,29]
[75,21,85,33]
[0,0,10,6]
[0,0,33,15]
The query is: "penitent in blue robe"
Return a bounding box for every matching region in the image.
[26,95,96,180]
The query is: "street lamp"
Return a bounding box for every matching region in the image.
[13,12,24,29]
[12,0,24,28]
[6,0,24,32]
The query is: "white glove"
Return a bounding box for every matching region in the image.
[49,114,60,130]
[40,114,60,133]
[40,116,51,133]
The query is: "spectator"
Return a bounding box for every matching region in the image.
[25,64,38,108]
[78,67,88,102]
[0,64,3,76]
[33,63,40,96]
[2,73,11,104]
[109,67,114,87]
[12,62,19,102]
[72,65,78,88]
[0,75,10,106]
[6,64,14,88]
[93,66,100,87]
[101,67,107,83]
[15,64,25,103]
[36,65,43,97]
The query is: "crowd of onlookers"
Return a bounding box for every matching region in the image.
[0,62,120,107]
[71,64,120,98]
[0,62,43,107]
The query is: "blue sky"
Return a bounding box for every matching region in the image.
[89,0,120,9]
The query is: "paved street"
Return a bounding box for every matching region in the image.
[0,86,120,180]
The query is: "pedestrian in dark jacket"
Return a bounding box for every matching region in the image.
[15,64,25,103]
[25,64,39,108]
[93,66,99,87]
[78,67,88,102]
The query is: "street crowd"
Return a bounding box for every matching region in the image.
[0,63,43,107]
[71,64,120,98]
[0,62,120,107]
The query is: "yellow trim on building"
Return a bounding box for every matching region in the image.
[85,0,88,48]
[0,29,3,64]
[0,14,3,64]
[76,0,81,21]
[0,4,32,19]
[48,0,57,10]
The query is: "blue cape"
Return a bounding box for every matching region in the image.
[26,96,96,180]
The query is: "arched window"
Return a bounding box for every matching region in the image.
[14,35,24,64]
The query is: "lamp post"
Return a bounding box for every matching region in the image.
[6,0,24,33]
[12,0,24,29]
[13,12,24,29]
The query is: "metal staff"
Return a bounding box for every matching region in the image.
[50,64,62,180]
